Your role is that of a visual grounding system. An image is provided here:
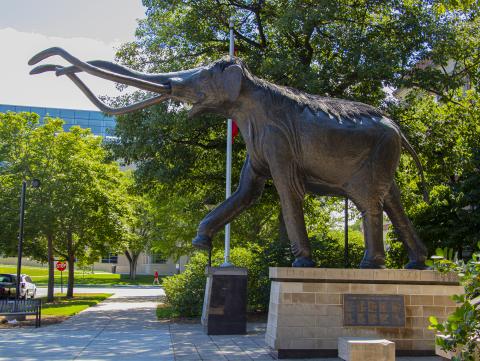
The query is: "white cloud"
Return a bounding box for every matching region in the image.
[0,27,134,110]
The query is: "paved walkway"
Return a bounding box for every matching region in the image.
[0,291,444,361]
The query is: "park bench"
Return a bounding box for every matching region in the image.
[0,299,42,327]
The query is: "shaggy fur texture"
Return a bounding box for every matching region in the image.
[211,57,384,122]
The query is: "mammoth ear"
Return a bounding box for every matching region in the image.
[223,64,243,102]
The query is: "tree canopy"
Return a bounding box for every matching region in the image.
[0,112,129,297]
[109,0,479,262]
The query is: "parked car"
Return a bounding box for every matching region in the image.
[0,274,16,299]
[0,274,37,299]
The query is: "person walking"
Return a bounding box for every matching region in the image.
[153,270,160,285]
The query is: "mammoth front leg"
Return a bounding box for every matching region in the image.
[192,156,266,250]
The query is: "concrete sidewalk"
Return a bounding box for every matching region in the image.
[0,292,444,361]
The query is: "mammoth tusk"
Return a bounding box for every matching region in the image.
[30,63,169,115]
[29,64,63,75]
[29,47,171,94]
[64,72,170,115]
[55,60,202,83]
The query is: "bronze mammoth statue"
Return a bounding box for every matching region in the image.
[29,47,428,269]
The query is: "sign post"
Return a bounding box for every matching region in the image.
[56,261,67,294]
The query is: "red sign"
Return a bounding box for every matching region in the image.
[56,261,67,272]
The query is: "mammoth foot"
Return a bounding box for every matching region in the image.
[405,261,430,270]
[359,259,386,269]
[292,257,316,268]
[192,234,212,251]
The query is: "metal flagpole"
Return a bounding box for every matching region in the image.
[221,18,235,267]
[344,198,349,268]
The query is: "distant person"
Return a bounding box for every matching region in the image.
[153,270,160,285]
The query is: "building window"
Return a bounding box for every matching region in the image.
[101,253,118,264]
[151,253,167,264]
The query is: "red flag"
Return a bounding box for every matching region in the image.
[231,47,240,143]
[232,120,239,143]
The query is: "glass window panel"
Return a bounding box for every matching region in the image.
[60,109,75,118]
[0,105,13,113]
[75,110,91,119]
[30,107,46,117]
[101,253,118,264]
[151,253,167,264]
[44,108,60,117]
[62,116,76,125]
[76,119,90,128]
[90,111,105,120]
[90,126,102,135]
[88,119,102,127]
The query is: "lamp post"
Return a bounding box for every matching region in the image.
[16,178,40,299]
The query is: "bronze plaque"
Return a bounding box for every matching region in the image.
[343,294,405,327]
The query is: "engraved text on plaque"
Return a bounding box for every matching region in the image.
[343,294,405,327]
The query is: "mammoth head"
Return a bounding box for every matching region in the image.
[168,61,244,117]
[28,47,245,117]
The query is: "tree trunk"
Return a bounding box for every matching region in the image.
[125,250,139,280]
[131,254,138,280]
[66,231,75,299]
[47,234,54,302]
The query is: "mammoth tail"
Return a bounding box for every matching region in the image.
[400,132,429,203]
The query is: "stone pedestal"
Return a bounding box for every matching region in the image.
[266,268,461,359]
[201,267,247,335]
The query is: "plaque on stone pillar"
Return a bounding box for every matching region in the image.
[201,267,247,335]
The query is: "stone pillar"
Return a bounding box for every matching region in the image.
[201,267,247,335]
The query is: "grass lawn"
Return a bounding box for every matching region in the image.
[0,293,112,328]
[41,293,112,317]
[0,264,157,286]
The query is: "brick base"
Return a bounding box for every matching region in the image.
[266,268,461,359]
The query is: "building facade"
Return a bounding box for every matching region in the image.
[0,103,116,137]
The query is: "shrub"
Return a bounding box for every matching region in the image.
[311,229,365,268]
[162,246,271,317]
[162,252,209,317]
[428,244,480,361]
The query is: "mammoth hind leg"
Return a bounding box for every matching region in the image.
[383,182,428,269]
[359,205,386,269]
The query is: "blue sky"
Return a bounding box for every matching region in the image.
[0,0,146,110]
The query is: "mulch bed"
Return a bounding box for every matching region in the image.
[158,312,268,324]
[0,315,68,328]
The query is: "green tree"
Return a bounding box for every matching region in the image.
[110,0,480,268]
[120,185,158,280]
[390,90,480,256]
[0,112,128,299]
